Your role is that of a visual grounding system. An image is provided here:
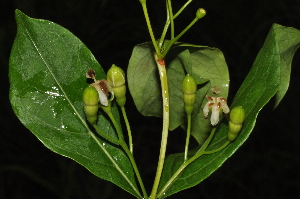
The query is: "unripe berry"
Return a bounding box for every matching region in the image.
[83,86,99,125]
[107,64,126,107]
[182,74,197,114]
[228,106,245,141]
[107,64,125,87]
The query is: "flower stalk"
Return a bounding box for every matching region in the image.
[182,74,197,161]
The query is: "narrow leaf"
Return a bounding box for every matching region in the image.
[9,10,141,198]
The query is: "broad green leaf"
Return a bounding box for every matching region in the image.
[157,23,300,198]
[127,43,229,144]
[9,10,141,198]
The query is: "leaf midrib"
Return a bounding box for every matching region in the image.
[20,16,141,198]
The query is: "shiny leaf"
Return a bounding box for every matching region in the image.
[9,10,141,198]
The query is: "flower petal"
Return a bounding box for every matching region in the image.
[210,104,220,126]
[91,82,109,106]
[203,101,211,119]
[98,90,109,106]
[219,97,230,114]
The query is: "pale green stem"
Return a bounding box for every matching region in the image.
[158,4,170,48]
[104,109,148,198]
[167,0,175,39]
[203,140,231,154]
[184,113,192,162]
[162,17,200,57]
[158,0,194,48]
[174,0,193,18]
[119,141,148,198]
[140,1,162,58]
[157,128,217,198]
[92,124,120,145]
[149,54,170,199]
[105,111,125,141]
[121,106,133,153]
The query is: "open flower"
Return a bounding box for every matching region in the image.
[203,95,230,126]
[86,68,114,106]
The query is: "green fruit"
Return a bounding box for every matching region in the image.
[182,74,197,114]
[83,86,99,125]
[228,106,245,141]
[107,64,126,107]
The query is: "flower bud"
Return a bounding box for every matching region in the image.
[196,8,206,19]
[182,74,197,114]
[228,106,245,141]
[83,86,99,125]
[107,64,126,107]
[107,64,125,87]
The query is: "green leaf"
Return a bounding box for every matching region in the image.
[9,10,141,198]
[127,43,229,144]
[157,23,300,198]
[272,24,300,107]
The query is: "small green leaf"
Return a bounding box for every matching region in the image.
[127,43,161,117]
[9,10,141,198]
[127,43,229,144]
[157,23,300,198]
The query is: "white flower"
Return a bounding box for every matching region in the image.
[203,95,230,126]
[90,80,114,106]
[86,68,114,106]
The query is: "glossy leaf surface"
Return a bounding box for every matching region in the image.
[157,24,300,198]
[9,10,141,198]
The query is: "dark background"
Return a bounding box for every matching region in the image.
[1,0,300,198]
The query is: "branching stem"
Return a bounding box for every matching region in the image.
[157,128,217,198]
[159,0,194,48]
[140,1,162,58]
[100,106,148,198]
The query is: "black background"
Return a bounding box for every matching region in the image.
[1,0,300,198]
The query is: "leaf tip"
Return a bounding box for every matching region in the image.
[15,9,30,24]
[15,9,23,17]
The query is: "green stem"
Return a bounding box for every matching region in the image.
[203,140,231,154]
[121,106,133,153]
[92,124,120,145]
[162,17,200,57]
[120,141,148,198]
[157,128,217,198]
[103,107,148,198]
[167,0,175,39]
[194,128,217,156]
[105,110,125,142]
[184,113,192,161]
[174,0,193,18]
[149,54,170,199]
[158,0,194,48]
[158,4,170,48]
[140,1,162,58]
